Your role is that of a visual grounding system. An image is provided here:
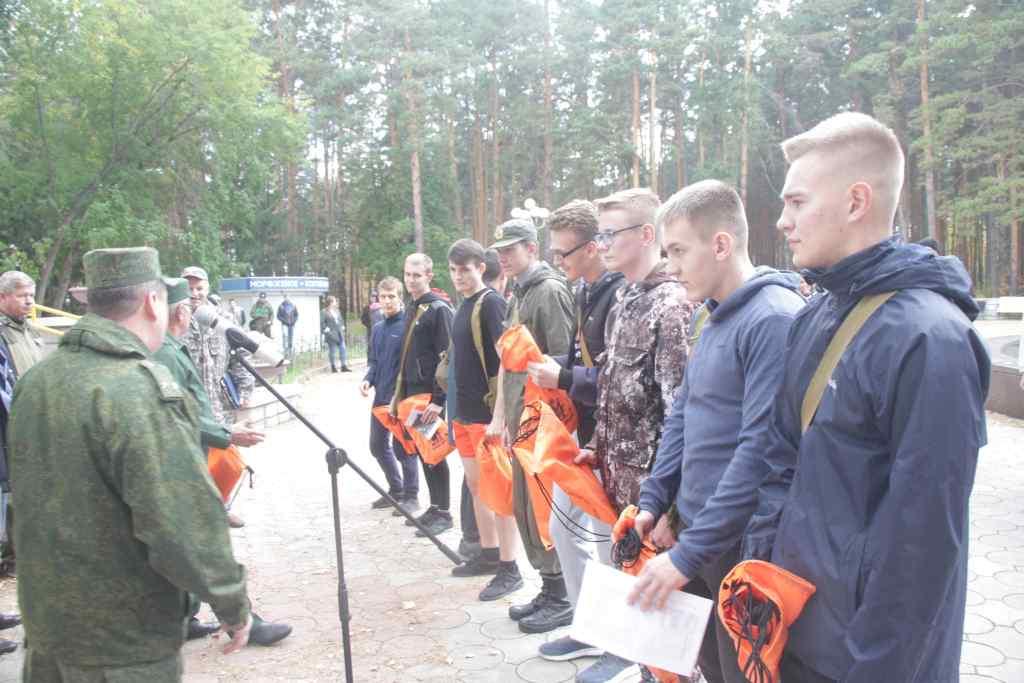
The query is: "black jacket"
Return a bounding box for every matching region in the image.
[398,292,453,407]
[556,270,625,444]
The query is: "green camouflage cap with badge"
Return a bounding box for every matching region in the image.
[83,247,175,291]
[165,277,190,305]
[491,219,537,249]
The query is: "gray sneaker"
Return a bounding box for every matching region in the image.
[575,653,637,683]
[538,635,602,661]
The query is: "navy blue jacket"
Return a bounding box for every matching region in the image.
[638,268,804,580]
[364,311,405,406]
[745,238,990,682]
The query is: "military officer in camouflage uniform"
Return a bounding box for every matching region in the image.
[180,266,254,427]
[152,279,292,647]
[8,247,251,682]
[0,271,44,379]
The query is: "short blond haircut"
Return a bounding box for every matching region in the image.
[782,112,905,221]
[656,180,748,246]
[405,253,433,273]
[595,188,662,237]
[377,276,403,294]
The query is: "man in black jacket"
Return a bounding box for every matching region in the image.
[392,253,455,536]
[527,199,626,661]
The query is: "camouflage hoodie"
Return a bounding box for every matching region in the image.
[8,314,249,667]
[594,264,693,513]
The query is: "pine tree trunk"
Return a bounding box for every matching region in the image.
[674,107,686,190]
[740,24,753,204]
[1001,157,1020,293]
[542,0,554,217]
[631,67,641,187]
[472,114,487,244]
[447,116,465,234]
[917,0,939,244]
[490,76,503,228]
[697,56,706,168]
[404,29,424,253]
[648,60,659,195]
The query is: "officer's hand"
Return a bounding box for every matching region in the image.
[421,402,443,424]
[574,448,597,467]
[526,356,562,389]
[651,514,677,550]
[633,510,655,540]
[628,553,690,611]
[359,381,371,397]
[219,614,252,654]
[230,422,265,448]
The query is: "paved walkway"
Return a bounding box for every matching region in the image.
[0,367,1022,682]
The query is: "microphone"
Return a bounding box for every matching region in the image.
[193,304,286,368]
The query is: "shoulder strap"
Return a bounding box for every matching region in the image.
[471,291,491,377]
[138,359,186,402]
[392,304,428,405]
[800,291,897,434]
[576,305,594,368]
[688,304,711,349]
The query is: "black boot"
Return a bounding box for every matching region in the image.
[509,574,560,621]
[518,576,572,634]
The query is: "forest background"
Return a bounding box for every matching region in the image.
[1,0,1021,312]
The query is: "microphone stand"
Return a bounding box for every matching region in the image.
[229,348,462,683]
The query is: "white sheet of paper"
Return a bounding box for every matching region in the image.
[571,560,713,677]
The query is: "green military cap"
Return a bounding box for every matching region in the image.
[491,218,537,249]
[165,277,189,305]
[83,247,174,291]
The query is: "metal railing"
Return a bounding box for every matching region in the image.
[28,303,81,337]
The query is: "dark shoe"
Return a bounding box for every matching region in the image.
[539,635,601,661]
[509,591,546,621]
[247,613,292,646]
[414,511,453,537]
[518,596,573,634]
[451,553,500,578]
[458,538,482,561]
[0,639,16,655]
[371,495,394,510]
[330,365,338,373]
[575,652,636,682]
[0,613,20,631]
[405,505,436,526]
[187,617,219,640]
[392,497,420,517]
[341,366,352,372]
[226,512,245,528]
[479,564,524,601]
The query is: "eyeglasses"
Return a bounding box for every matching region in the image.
[551,241,592,262]
[594,223,645,246]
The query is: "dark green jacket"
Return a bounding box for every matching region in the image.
[502,261,575,434]
[153,334,231,450]
[8,314,249,667]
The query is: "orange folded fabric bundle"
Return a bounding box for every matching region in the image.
[497,325,578,433]
[371,404,416,454]
[718,560,817,683]
[476,438,515,517]
[207,445,249,503]
[610,504,659,577]
[396,393,454,465]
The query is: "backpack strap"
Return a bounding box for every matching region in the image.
[576,305,594,368]
[471,290,492,377]
[800,291,897,434]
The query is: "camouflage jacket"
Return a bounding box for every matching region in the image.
[595,266,693,513]
[153,334,232,450]
[7,314,249,667]
[0,313,43,379]
[184,315,254,426]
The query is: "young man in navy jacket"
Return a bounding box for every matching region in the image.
[746,113,988,682]
[629,180,805,683]
[360,277,419,513]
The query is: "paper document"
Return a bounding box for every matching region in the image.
[571,560,713,678]
[405,409,441,439]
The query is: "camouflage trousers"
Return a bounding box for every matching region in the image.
[23,650,182,683]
